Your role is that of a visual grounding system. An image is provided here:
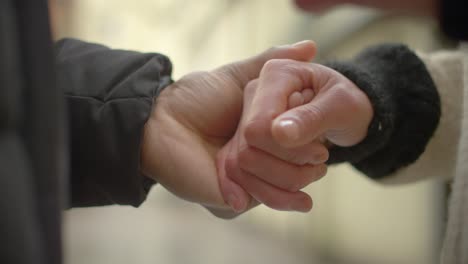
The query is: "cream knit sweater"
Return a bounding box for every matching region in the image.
[381,45,468,263]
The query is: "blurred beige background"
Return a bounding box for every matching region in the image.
[51,1,449,263]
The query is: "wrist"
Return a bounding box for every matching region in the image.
[139,90,174,181]
[325,44,440,179]
[140,109,158,180]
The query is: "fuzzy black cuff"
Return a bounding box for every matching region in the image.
[325,44,441,179]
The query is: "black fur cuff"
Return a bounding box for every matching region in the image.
[325,44,441,179]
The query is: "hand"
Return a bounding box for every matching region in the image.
[216,79,329,213]
[218,59,373,213]
[140,41,317,215]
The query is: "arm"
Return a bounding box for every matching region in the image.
[223,44,463,212]
[326,44,464,184]
[141,41,319,215]
[56,38,317,213]
[55,38,172,207]
[381,48,464,183]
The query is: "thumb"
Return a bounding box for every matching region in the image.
[215,40,317,88]
[271,91,339,148]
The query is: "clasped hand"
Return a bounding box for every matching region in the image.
[141,40,372,217]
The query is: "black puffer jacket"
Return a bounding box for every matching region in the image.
[0,1,171,263]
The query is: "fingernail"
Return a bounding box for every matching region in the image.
[311,153,328,164]
[278,119,300,142]
[227,194,242,213]
[292,40,311,47]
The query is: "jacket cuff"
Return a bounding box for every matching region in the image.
[325,44,441,179]
[56,38,173,207]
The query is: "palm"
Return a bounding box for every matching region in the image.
[142,72,243,209]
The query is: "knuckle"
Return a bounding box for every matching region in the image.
[330,85,359,109]
[262,59,289,73]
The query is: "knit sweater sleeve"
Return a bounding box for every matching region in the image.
[325,44,464,184]
[381,48,464,184]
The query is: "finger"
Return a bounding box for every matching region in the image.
[242,60,348,148]
[222,121,317,212]
[245,76,325,165]
[233,169,313,212]
[242,130,329,165]
[238,146,328,191]
[218,152,262,214]
[217,138,252,213]
[243,60,318,151]
[244,102,330,165]
[288,91,305,109]
[216,80,260,213]
[214,40,317,88]
[272,85,355,148]
[302,88,315,103]
[288,88,315,113]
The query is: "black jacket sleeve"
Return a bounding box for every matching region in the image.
[325,44,441,179]
[54,38,172,207]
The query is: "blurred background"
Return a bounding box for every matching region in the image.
[50,0,452,263]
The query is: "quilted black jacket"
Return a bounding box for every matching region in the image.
[0,1,171,263]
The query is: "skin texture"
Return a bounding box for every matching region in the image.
[140,41,322,215]
[294,0,437,16]
[219,60,373,213]
[216,80,329,213]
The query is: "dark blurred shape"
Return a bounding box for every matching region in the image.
[441,0,468,40]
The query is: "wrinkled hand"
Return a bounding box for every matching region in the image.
[140,41,317,216]
[218,59,373,213]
